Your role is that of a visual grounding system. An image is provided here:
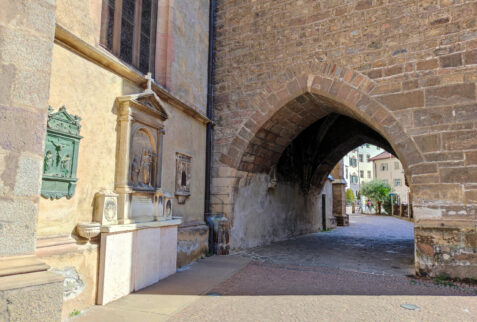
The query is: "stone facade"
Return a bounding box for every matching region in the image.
[0,0,64,320]
[370,151,411,205]
[212,0,477,278]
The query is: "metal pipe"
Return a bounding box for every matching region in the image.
[204,0,216,217]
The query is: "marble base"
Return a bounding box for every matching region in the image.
[97,219,181,305]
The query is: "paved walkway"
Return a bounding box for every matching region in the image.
[74,215,477,321]
[232,214,415,276]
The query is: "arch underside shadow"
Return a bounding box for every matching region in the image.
[236,91,404,189]
[228,90,408,249]
[277,113,395,194]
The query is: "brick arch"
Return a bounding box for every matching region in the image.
[218,63,423,179]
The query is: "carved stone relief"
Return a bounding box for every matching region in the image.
[114,90,168,224]
[130,127,157,190]
[41,106,82,199]
[175,153,191,204]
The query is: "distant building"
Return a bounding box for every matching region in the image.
[343,144,382,198]
[369,152,410,204]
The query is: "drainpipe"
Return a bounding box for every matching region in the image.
[205,0,216,251]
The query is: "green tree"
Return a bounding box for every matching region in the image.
[382,195,392,215]
[345,188,354,204]
[360,180,392,215]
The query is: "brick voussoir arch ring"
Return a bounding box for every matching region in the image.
[219,63,424,178]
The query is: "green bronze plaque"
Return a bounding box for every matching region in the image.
[41,106,82,199]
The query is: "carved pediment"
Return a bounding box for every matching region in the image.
[117,91,169,121]
[47,105,82,137]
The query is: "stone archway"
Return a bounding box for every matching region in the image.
[212,62,476,278]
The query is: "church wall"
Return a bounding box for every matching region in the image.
[166,0,209,113]
[34,1,209,316]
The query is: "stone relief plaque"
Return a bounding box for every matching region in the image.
[130,127,157,190]
[175,153,191,204]
[115,90,170,224]
[41,106,82,199]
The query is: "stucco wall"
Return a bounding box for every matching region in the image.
[35,0,209,313]
[38,43,139,236]
[39,245,99,319]
[166,0,209,113]
[232,173,330,249]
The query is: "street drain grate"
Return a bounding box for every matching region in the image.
[400,303,420,311]
[206,292,221,296]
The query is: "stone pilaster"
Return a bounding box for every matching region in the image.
[0,0,63,320]
[331,161,349,226]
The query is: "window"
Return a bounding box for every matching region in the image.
[360,170,364,178]
[367,170,371,178]
[345,167,348,178]
[394,179,401,187]
[350,158,357,167]
[101,0,158,74]
[351,175,358,183]
[366,154,370,162]
[394,161,400,170]
[381,163,388,171]
[359,154,363,162]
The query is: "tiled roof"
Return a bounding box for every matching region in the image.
[368,151,393,161]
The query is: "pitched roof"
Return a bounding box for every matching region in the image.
[369,151,394,161]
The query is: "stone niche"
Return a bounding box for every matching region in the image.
[175,152,192,204]
[115,90,170,223]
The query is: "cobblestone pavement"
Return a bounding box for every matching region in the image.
[231,214,415,276]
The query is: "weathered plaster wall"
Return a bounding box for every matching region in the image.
[41,42,207,235]
[33,0,210,313]
[166,0,209,113]
[38,244,99,319]
[232,173,325,249]
[38,43,140,236]
[55,0,101,46]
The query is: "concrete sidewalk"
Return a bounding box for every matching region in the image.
[72,256,251,321]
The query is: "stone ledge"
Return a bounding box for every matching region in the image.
[0,255,50,277]
[101,218,183,233]
[0,271,63,291]
[35,235,78,257]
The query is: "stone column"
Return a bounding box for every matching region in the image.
[0,0,63,320]
[331,161,349,226]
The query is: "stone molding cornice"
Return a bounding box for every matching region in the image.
[0,255,50,277]
[54,24,211,125]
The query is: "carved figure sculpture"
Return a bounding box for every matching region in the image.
[44,151,53,172]
[131,155,139,186]
[60,154,71,177]
[140,150,153,186]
